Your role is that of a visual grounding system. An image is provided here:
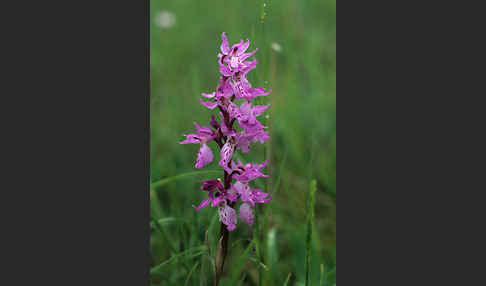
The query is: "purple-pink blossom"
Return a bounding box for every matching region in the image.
[180,122,216,168]
[218,204,237,231]
[232,159,269,183]
[219,32,258,72]
[232,181,272,207]
[181,32,273,231]
[239,203,254,225]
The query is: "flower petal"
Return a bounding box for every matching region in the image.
[239,203,254,225]
[240,48,258,61]
[193,122,213,135]
[219,61,233,77]
[200,98,218,109]
[226,187,238,202]
[233,181,252,204]
[195,143,213,168]
[252,189,272,204]
[193,199,211,211]
[236,39,250,56]
[219,141,235,173]
[241,58,257,74]
[235,133,251,153]
[251,129,270,143]
[201,92,215,98]
[180,134,200,144]
[211,196,225,207]
[253,105,269,117]
[220,32,230,54]
[230,39,244,55]
[218,204,237,231]
[233,160,268,183]
[245,88,271,100]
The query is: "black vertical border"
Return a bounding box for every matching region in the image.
[338,0,486,285]
[144,0,151,282]
[2,0,151,283]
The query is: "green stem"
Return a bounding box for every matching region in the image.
[215,223,229,286]
[305,180,317,286]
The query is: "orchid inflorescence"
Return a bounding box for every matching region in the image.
[180,32,272,231]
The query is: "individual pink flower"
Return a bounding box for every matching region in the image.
[232,129,269,153]
[249,129,270,144]
[230,59,272,101]
[239,203,254,225]
[193,190,223,210]
[219,32,258,72]
[234,132,252,153]
[192,198,211,211]
[200,77,234,109]
[180,122,216,168]
[237,101,269,133]
[218,203,237,231]
[232,159,269,183]
[225,186,238,203]
[232,181,272,206]
[193,181,235,211]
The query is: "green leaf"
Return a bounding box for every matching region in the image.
[151,170,221,189]
[150,246,207,275]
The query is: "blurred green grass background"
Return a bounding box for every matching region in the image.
[150,0,335,285]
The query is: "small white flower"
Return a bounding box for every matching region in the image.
[271,42,282,53]
[155,10,176,29]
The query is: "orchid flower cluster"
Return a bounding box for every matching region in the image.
[180,33,272,231]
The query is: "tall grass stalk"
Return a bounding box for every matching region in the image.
[258,1,269,285]
[283,272,292,286]
[228,238,256,285]
[184,261,199,286]
[305,180,317,286]
[215,223,229,286]
[254,204,263,286]
[320,263,325,286]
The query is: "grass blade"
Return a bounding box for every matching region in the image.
[305,180,317,286]
[149,217,177,230]
[283,273,292,286]
[184,261,200,286]
[266,227,278,284]
[150,216,177,254]
[151,170,220,189]
[263,149,287,221]
[229,239,255,285]
[236,274,247,286]
[249,256,269,271]
[254,204,263,286]
[320,264,324,286]
[150,246,207,275]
